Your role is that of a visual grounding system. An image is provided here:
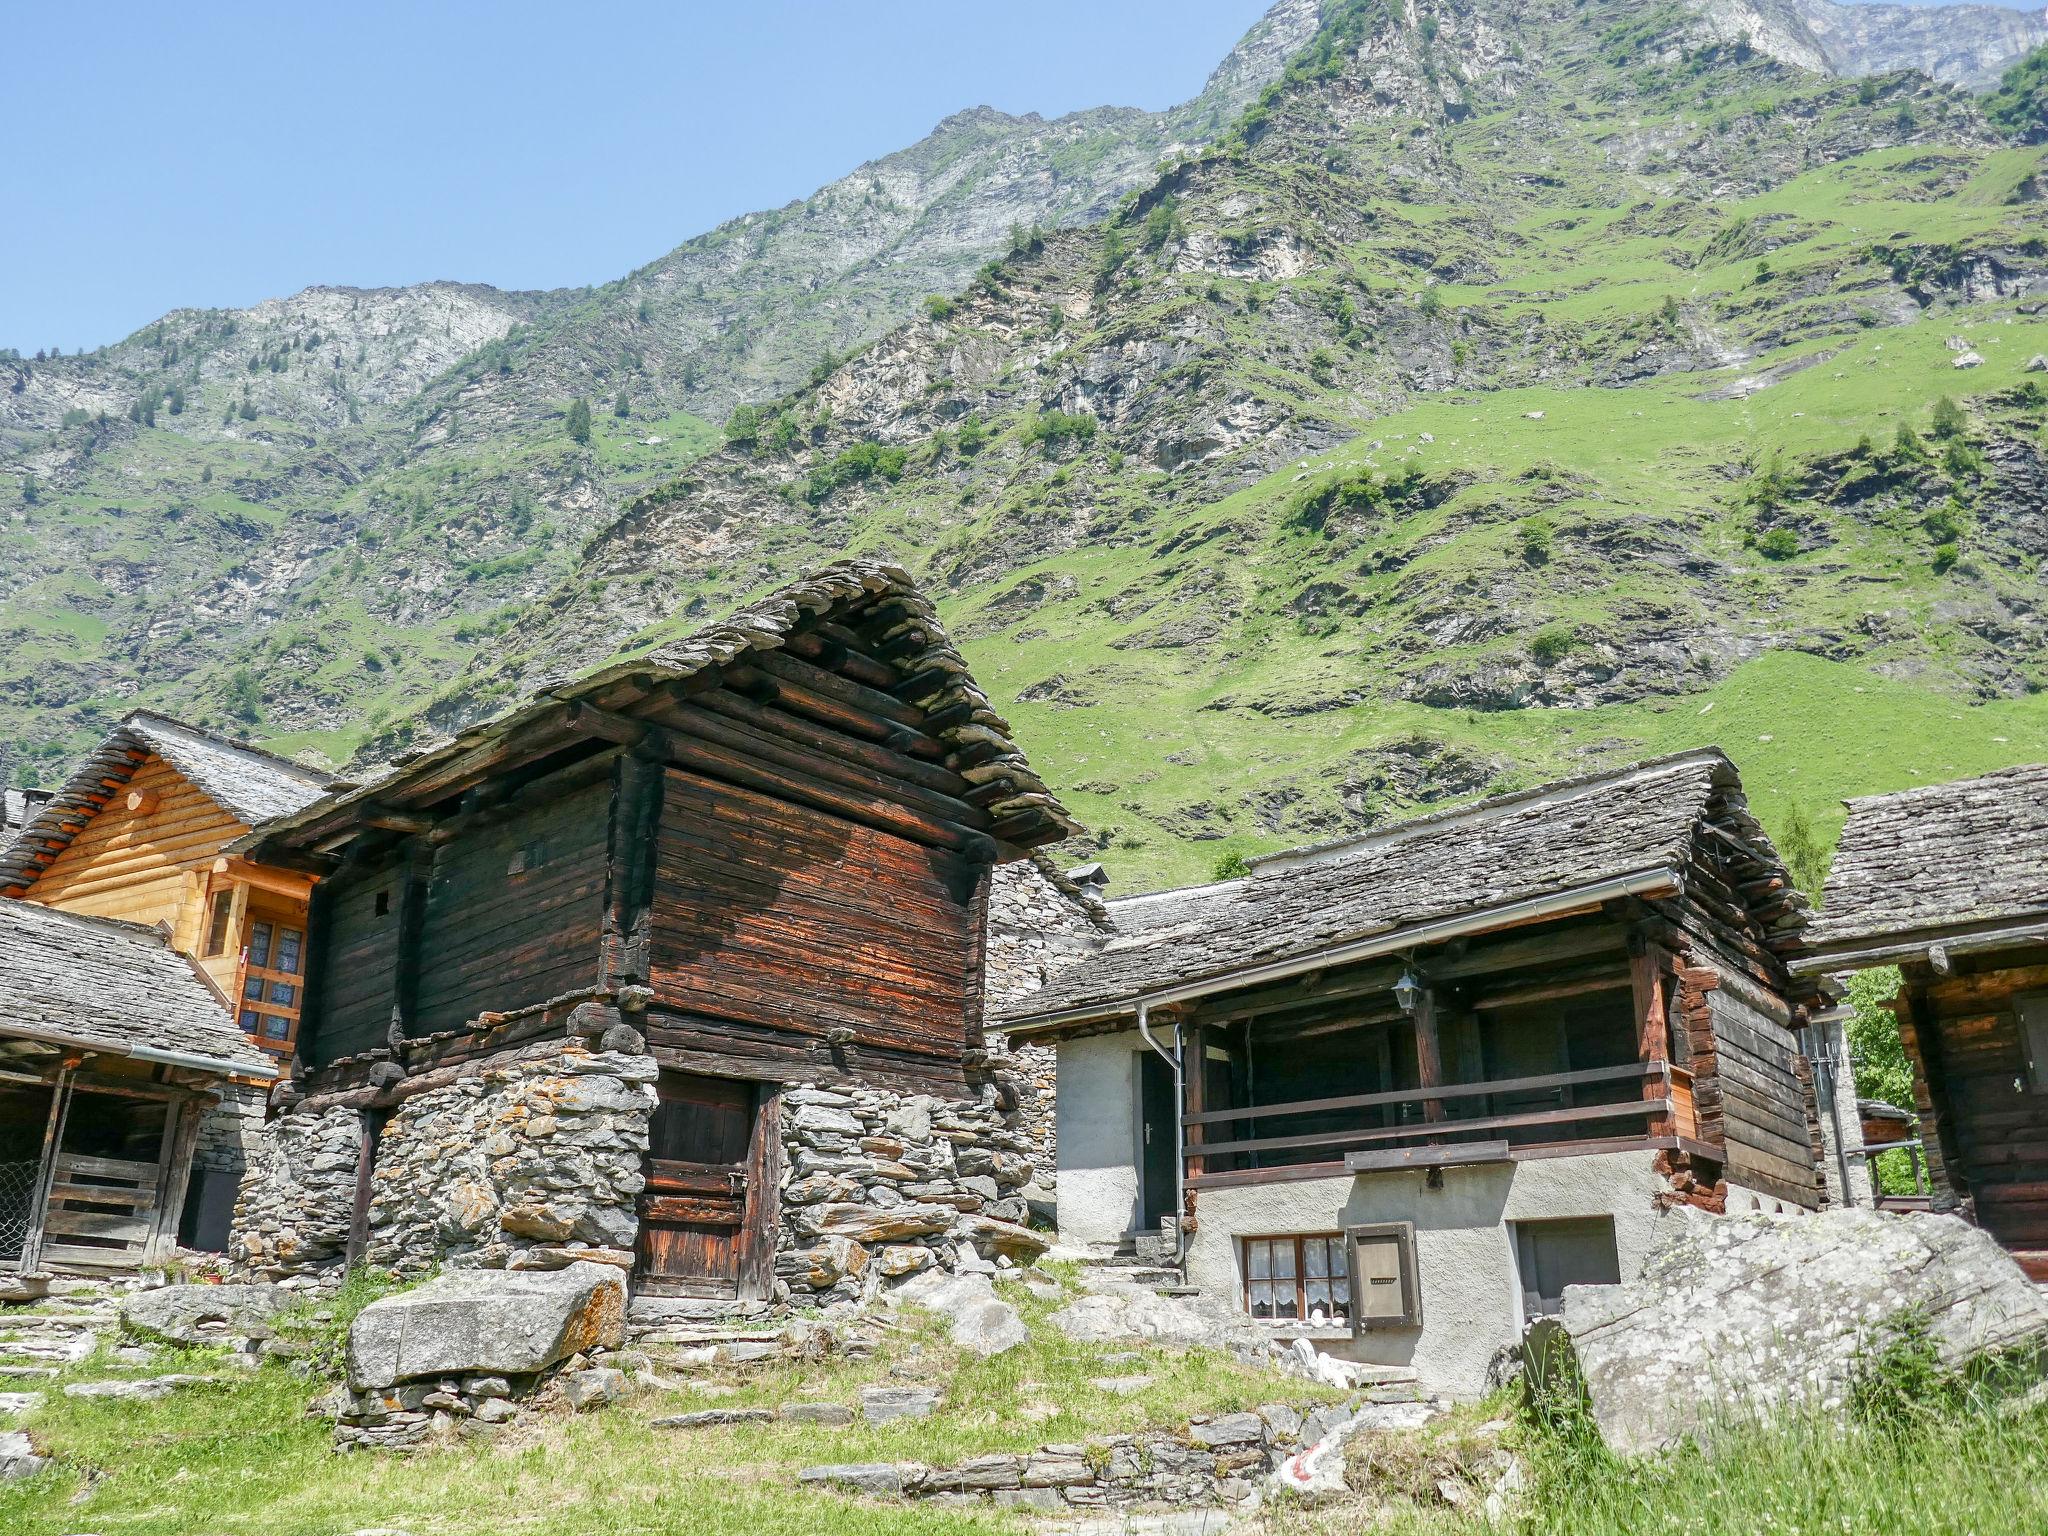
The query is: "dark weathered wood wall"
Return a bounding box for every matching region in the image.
[1902,951,2048,1271]
[310,858,405,1063]
[644,768,984,1095]
[413,778,611,1037]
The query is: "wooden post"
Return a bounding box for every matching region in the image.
[146,1097,207,1266]
[21,1061,77,1275]
[1631,939,1674,1137]
[343,1107,386,1270]
[1183,1023,1207,1179]
[602,751,664,988]
[1411,989,1444,1123]
[386,841,433,1047]
[1893,979,1966,1213]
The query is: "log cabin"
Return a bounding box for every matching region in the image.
[0,711,338,1062]
[229,561,1076,1303]
[0,714,337,1252]
[0,899,275,1279]
[1794,763,2048,1277]
[999,749,1833,1396]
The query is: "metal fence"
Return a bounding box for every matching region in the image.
[0,1158,39,1262]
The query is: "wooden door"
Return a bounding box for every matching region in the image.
[635,1071,762,1299]
[1138,1050,1177,1232]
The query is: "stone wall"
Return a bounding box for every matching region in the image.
[983,857,1112,1181]
[231,1101,361,1279]
[776,1081,1042,1306]
[365,1046,655,1276]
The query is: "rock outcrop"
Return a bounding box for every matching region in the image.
[120,1284,292,1346]
[1536,1207,2048,1453]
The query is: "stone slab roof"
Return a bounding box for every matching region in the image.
[1003,749,1784,1024]
[0,899,275,1077]
[0,712,337,893]
[241,559,1077,857]
[1803,763,2048,960]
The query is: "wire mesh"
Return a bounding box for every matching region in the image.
[0,1158,40,1262]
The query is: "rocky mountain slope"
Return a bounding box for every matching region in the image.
[5,0,2048,893]
[429,0,2048,888]
[1699,0,2048,90]
[0,0,1319,786]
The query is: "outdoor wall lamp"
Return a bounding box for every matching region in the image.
[1393,967,1424,1014]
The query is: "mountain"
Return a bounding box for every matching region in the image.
[0,0,1320,785]
[5,0,2048,896]
[1698,0,2048,90]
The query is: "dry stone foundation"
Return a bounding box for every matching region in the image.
[230,1101,360,1278]
[366,1047,654,1276]
[775,1081,1045,1306]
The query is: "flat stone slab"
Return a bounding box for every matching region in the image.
[860,1384,942,1424]
[346,1260,625,1391]
[779,1401,854,1425]
[798,1462,921,1497]
[63,1374,215,1402]
[0,1428,48,1481]
[0,1335,95,1364]
[1089,1374,1153,1395]
[650,1408,774,1429]
[121,1283,292,1345]
[0,1392,43,1417]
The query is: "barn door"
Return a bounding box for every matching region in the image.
[635,1071,770,1299]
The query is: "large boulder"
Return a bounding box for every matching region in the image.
[346,1260,625,1390]
[889,1269,1027,1357]
[1538,1207,2048,1454]
[121,1284,292,1346]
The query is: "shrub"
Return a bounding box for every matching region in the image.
[1418,286,1444,319]
[1212,852,1250,881]
[1520,516,1553,565]
[805,440,908,503]
[955,414,988,456]
[1985,43,2048,142]
[1932,540,1961,572]
[1308,347,1337,386]
[923,294,957,322]
[724,403,761,447]
[21,472,40,505]
[1929,394,1967,439]
[224,668,263,721]
[1020,410,1098,453]
[1142,195,1184,252]
[1924,497,1969,545]
[1758,526,1800,560]
[1528,623,1576,664]
[565,395,592,445]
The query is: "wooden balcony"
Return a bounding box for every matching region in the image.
[1182,1061,1700,1189]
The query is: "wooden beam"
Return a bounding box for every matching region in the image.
[1346,1140,1512,1173]
[20,1064,76,1275]
[1632,938,1675,1138]
[388,840,433,1043]
[1411,988,1444,1123]
[684,684,969,797]
[1182,1061,1659,1127]
[602,751,664,988]
[722,661,947,762]
[1191,1097,1671,1161]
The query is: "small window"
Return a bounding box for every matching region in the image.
[508,839,547,876]
[374,890,390,917]
[275,927,304,975]
[2021,995,2048,1091]
[268,980,296,1007]
[1244,1234,1353,1326]
[1347,1222,1422,1330]
[204,890,236,957]
[1513,1216,1621,1318]
[262,1015,291,1041]
[242,976,264,1002]
[246,921,273,969]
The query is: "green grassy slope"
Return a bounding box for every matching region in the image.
[425,0,2046,891]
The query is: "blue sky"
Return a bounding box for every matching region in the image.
[5,0,2035,354]
[2,1,1273,353]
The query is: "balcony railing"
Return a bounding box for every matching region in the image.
[1182,1061,1696,1178]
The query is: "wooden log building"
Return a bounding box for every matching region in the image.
[1795,763,2048,1277]
[0,899,275,1277]
[1000,749,1831,1396]
[231,560,1075,1299]
[0,711,339,1062]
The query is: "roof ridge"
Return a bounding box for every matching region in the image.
[1247,747,1730,877]
[124,709,337,785]
[1839,759,2048,812]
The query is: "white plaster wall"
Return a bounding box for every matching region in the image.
[1055,1031,1142,1249]
[1184,1150,1668,1398]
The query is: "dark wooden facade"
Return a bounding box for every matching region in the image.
[1006,749,1826,1217]
[238,562,1072,1297]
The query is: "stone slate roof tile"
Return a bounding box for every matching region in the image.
[1805,763,2048,954]
[0,900,275,1076]
[1003,749,1761,1022]
[0,712,337,893]
[243,558,1079,854]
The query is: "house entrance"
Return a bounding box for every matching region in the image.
[1137,1050,1177,1232]
[634,1070,771,1299]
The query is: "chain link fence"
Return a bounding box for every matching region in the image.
[0,1158,39,1262]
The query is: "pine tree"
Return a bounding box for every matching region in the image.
[566,396,593,444]
[613,391,630,419]
[21,473,40,505]
[1929,395,1967,439]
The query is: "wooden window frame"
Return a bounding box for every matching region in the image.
[203,888,236,957]
[2015,992,2048,1092]
[1240,1232,1353,1327]
[236,916,307,1053]
[1346,1220,1423,1332]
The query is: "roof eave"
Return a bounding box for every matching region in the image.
[1000,865,1684,1039]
